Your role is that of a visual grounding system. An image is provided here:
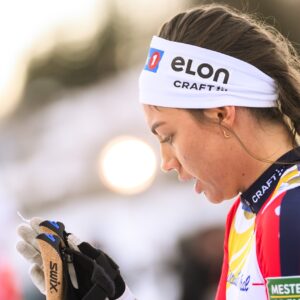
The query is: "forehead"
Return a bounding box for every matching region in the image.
[143,105,198,131]
[143,105,184,122]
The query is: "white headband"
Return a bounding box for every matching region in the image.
[139,36,278,108]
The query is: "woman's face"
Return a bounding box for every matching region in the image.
[143,105,239,203]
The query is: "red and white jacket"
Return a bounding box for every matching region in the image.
[215,148,300,300]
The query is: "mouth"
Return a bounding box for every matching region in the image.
[177,174,203,194]
[194,178,203,194]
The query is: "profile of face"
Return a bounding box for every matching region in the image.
[143,105,241,203]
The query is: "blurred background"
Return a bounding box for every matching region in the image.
[0,0,299,299]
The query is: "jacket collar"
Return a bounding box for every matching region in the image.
[240,147,300,214]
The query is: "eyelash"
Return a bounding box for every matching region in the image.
[160,135,173,144]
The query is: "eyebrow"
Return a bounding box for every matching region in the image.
[151,121,166,135]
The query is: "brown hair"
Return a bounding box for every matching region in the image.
[158,4,300,149]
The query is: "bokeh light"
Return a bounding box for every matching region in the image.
[98,136,157,195]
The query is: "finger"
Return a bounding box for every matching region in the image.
[16,241,43,266]
[68,263,79,289]
[30,217,44,234]
[67,233,81,251]
[30,264,46,295]
[17,224,40,251]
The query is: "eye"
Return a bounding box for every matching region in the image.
[160,135,173,144]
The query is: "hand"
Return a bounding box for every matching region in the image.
[17,218,136,299]
[16,217,47,293]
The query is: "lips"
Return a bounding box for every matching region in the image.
[194,179,203,194]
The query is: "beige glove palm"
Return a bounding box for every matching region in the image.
[16,217,45,293]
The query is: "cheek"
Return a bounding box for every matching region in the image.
[177,139,206,172]
[175,127,227,175]
[180,140,225,179]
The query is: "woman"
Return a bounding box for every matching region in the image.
[139,3,300,300]
[17,3,300,300]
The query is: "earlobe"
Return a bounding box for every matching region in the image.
[217,107,236,138]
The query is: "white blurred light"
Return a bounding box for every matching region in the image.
[99,136,157,195]
[0,0,107,119]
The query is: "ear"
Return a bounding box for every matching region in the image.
[203,106,236,127]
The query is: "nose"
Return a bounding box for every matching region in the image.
[160,146,180,173]
[161,157,181,173]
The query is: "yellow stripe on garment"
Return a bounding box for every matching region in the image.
[227,211,255,289]
[262,167,300,214]
[273,167,299,196]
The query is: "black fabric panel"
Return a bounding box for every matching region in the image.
[280,187,300,275]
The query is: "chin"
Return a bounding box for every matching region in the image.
[205,190,235,204]
[203,192,224,204]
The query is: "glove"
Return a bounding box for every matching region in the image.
[17,218,137,300]
[16,218,79,294]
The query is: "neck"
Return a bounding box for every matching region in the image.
[234,122,293,193]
